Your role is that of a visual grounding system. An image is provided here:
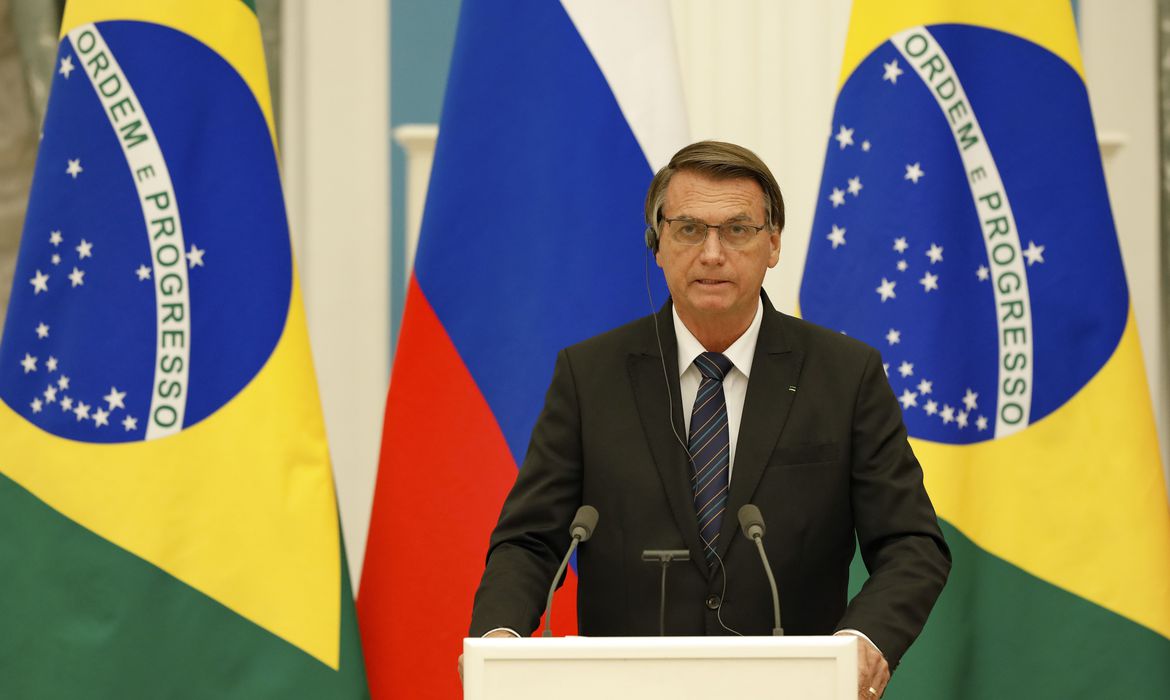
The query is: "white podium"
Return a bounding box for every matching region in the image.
[462,635,857,700]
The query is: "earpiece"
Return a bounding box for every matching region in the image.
[644,226,659,253]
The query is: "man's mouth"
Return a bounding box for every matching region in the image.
[694,279,729,285]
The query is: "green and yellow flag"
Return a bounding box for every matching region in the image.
[801,1,1170,695]
[0,1,368,696]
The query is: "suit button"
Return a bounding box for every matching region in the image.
[705,595,720,610]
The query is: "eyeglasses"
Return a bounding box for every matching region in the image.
[661,217,768,250]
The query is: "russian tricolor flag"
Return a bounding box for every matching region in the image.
[357,2,688,697]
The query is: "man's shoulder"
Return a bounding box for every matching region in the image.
[564,311,659,360]
[767,308,883,371]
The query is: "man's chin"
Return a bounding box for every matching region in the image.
[680,295,735,318]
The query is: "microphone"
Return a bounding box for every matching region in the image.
[738,504,783,636]
[542,505,599,637]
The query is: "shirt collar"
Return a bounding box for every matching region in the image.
[672,297,764,379]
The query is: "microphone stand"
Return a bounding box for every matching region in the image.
[641,549,690,636]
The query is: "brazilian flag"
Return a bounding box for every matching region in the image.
[0,1,368,696]
[800,1,1170,696]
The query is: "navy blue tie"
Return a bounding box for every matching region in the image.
[688,352,733,568]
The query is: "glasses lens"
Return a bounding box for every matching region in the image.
[719,223,756,249]
[669,220,705,245]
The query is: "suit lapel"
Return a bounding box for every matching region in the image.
[717,302,804,560]
[628,303,708,574]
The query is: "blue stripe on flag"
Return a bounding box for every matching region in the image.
[414,0,667,464]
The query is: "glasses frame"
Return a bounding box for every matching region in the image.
[660,217,769,249]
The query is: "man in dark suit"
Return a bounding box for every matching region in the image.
[468,141,950,699]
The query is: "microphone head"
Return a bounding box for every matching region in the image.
[738,504,766,540]
[570,505,599,542]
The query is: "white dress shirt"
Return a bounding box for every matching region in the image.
[673,298,763,476]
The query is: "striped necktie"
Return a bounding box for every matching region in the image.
[688,352,733,568]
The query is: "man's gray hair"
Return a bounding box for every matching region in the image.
[644,140,786,246]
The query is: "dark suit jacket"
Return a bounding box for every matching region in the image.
[469,295,950,669]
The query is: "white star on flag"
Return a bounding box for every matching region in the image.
[976,415,989,431]
[917,379,933,395]
[919,271,939,292]
[35,322,49,339]
[66,158,83,178]
[835,125,855,149]
[861,140,871,151]
[976,265,990,280]
[940,405,955,423]
[93,407,110,427]
[58,55,75,78]
[45,356,58,372]
[21,353,38,373]
[847,176,863,196]
[49,230,62,246]
[136,264,152,281]
[1023,241,1046,265]
[31,398,44,413]
[883,59,904,84]
[829,188,846,207]
[104,387,127,410]
[876,277,897,302]
[827,225,847,249]
[956,411,969,429]
[57,375,70,390]
[51,254,61,265]
[885,328,901,345]
[68,267,85,287]
[962,389,979,410]
[898,389,919,409]
[924,400,939,416]
[188,245,206,267]
[30,270,49,294]
[904,162,925,183]
[893,237,909,254]
[123,415,139,431]
[926,243,944,263]
[60,396,73,411]
[896,260,908,272]
[76,239,93,259]
[898,361,914,378]
[73,401,91,421]
[43,385,57,403]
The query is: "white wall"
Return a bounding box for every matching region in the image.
[669,0,853,313]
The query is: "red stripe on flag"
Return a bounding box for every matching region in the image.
[358,276,578,700]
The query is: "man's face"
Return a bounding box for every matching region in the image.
[655,170,781,326]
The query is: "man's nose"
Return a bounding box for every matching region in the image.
[698,227,725,262]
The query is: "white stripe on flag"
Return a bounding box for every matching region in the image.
[560,0,690,171]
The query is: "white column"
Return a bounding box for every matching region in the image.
[1080,0,1166,475]
[394,124,439,281]
[280,0,390,587]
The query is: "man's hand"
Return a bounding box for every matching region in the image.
[855,639,890,699]
[459,629,519,683]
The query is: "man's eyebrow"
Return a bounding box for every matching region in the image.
[668,212,754,223]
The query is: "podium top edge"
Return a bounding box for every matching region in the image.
[464,635,856,654]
